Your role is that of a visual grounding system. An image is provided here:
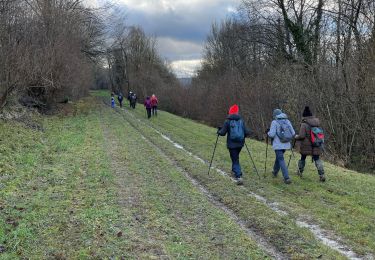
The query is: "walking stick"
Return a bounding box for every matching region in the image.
[264,135,269,178]
[244,141,260,179]
[287,139,303,177]
[208,134,220,175]
[287,139,296,168]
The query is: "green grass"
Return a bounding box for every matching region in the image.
[1,90,374,259]
[117,93,375,257]
[0,95,268,259]
[0,98,130,258]
[103,109,267,258]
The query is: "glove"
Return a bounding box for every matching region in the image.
[265,128,270,134]
[217,126,222,131]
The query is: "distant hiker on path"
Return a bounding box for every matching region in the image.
[128,91,133,107]
[151,94,158,116]
[267,109,295,184]
[295,106,326,182]
[130,93,137,109]
[111,93,115,108]
[217,104,250,185]
[118,93,123,108]
[144,96,152,119]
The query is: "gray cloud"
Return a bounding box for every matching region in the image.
[92,0,241,76]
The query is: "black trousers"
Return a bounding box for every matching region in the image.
[152,106,157,116]
[146,108,151,118]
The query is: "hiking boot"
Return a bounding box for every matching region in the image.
[319,174,326,182]
[236,177,243,185]
[284,178,292,184]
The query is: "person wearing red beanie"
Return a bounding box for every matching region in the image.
[217,104,250,185]
[228,104,239,115]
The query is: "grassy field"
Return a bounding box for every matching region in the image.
[0,90,374,259]
[115,90,375,258]
[1,96,267,259]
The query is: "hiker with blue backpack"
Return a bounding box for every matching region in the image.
[217,104,250,185]
[267,109,295,184]
[295,106,326,182]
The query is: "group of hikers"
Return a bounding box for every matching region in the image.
[217,104,325,185]
[110,91,138,109]
[110,91,159,119]
[143,94,158,119]
[112,92,324,186]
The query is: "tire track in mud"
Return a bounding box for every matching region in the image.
[98,108,170,258]
[104,102,286,260]
[114,103,369,260]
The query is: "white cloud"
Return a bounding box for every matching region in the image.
[83,0,100,8]
[170,59,202,78]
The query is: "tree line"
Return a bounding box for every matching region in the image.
[0,0,106,109]
[0,1,178,112]
[105,18,180,112]
[165,0,375,172]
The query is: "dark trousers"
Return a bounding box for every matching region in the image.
[146,108,151,118]
[229,147,242,178]
[152,106,157,116]
[301,154,319,161]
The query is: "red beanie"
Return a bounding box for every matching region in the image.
[228,104,239,115]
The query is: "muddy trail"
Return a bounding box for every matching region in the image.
[102,99,372,259]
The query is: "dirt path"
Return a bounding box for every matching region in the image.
[102,103,291,259]
[98,105,274,258]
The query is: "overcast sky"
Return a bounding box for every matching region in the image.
[87,0,240,77]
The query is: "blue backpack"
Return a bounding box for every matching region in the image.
[276,120,293,143]
[229,120,245,142]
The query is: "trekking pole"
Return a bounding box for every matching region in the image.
[287,139,296,169]
[288,139,303,177]
[208,134,220,175]
[291,148,303,177]
[264,134,269,178]
[244,141,260,179]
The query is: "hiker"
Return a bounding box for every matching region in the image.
[144,96,152,119]
[294,106,326,182]
[130,93,137,109]
[267,109,295,184]
[111,92,115,108]
[150,94,158,116]
[128,91,133,107]
[118,93,123,108]
[217,104,250,185]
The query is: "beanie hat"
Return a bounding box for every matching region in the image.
[228,104,239,115]
[302,106,313,117]
[273,109,282,119]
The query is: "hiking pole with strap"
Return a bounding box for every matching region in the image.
[208,133,220,175]
[264,134,269,178]
[244,141,260,179]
